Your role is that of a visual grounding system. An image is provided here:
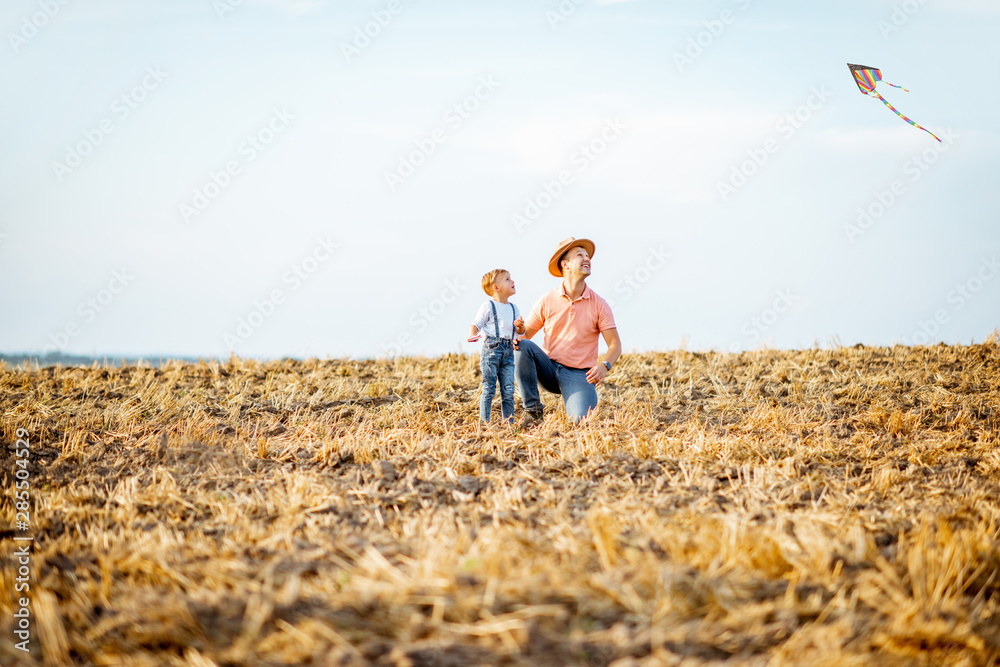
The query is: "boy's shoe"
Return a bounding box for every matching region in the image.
[519,410,543,428]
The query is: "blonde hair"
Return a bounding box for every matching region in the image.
[481,269,509,297]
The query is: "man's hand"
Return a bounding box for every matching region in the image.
[586,363,608,385]
[513,316,525,334]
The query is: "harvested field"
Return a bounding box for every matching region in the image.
[2,342,1000,666]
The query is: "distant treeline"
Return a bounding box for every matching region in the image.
[0,352,218,368]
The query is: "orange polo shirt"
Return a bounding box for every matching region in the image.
[525,284,616,369]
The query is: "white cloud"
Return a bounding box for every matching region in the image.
[452,105,781,203]
[815,125,943,153]
[817,126,910,151]
[874,0,1000,11]
[251,0,329,16]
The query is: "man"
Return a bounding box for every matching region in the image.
[515,237,622,424]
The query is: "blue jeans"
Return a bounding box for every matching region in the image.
[514,339,598,423]
[480,337,515,423]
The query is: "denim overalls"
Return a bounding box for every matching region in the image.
[480,301,517,423]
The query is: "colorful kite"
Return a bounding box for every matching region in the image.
[847,63,940,142]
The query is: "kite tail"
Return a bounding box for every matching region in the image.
[879,80,911,93]
[870,91,941,142]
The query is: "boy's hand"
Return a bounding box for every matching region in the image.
[467,334,481,343]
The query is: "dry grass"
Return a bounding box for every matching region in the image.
[2,342,1000,666]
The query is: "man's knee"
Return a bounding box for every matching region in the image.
[564,386,598,423]
[515,338,541,359]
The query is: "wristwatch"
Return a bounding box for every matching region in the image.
[602,361,612,371]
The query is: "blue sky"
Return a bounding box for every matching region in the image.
[2,0,998,360]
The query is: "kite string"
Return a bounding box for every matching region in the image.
[872,91,941,142]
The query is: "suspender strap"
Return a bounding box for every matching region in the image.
[489,301,501,339]
[488,301,518,339]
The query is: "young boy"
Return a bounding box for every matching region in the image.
[468,269,525,424]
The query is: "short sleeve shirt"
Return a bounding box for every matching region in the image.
[471,299,520,339]
[525,284,616,369]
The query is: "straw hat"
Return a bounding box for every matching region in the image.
[548,237,596,277]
